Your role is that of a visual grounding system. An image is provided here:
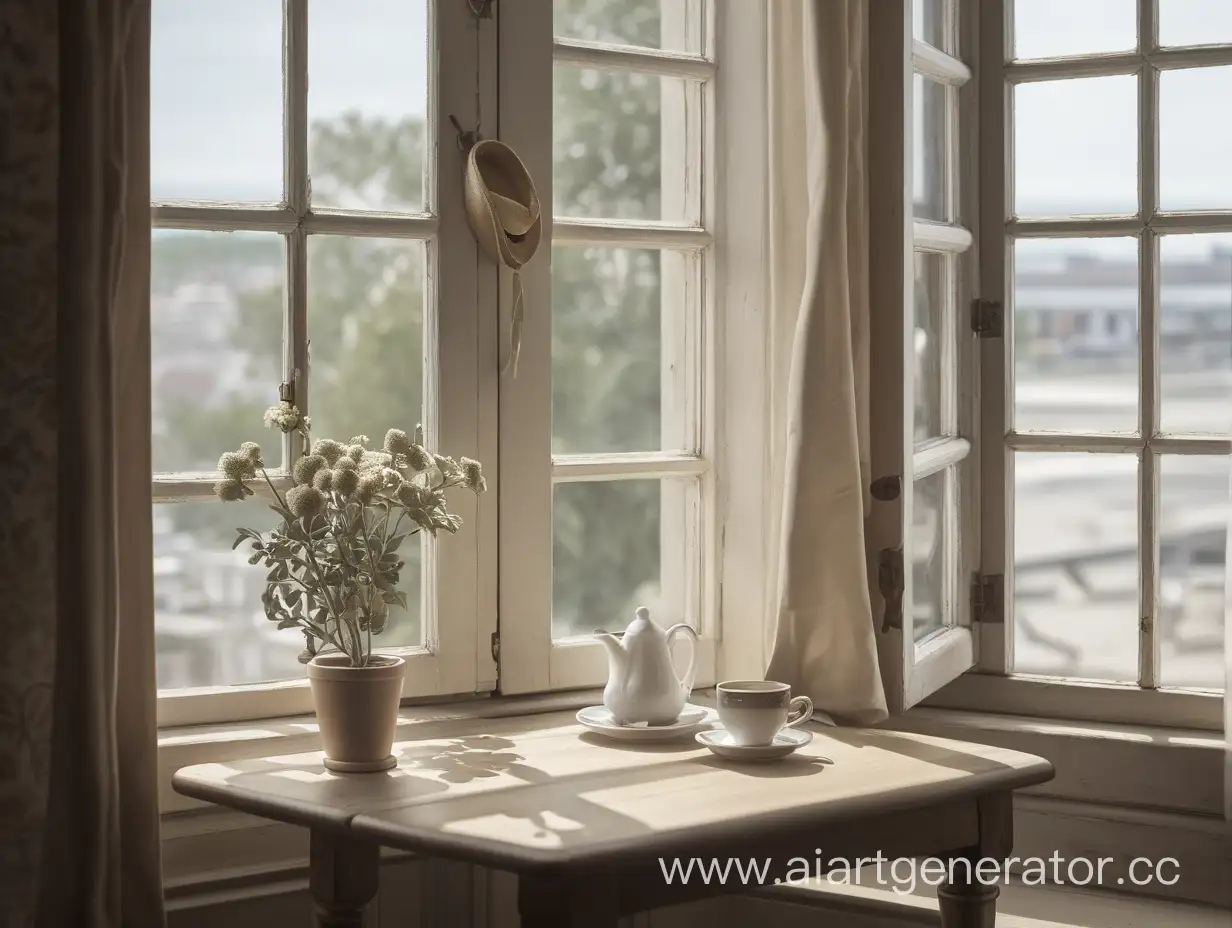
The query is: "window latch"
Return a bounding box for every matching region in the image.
[972,299,1004,339]
[972,574,1004,624]
[878,547,904,633]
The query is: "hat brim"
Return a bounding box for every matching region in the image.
[464,139,542,270]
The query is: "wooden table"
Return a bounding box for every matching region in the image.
[172,710,1053,927]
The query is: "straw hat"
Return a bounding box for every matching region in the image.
[464,139,542,271]
[462,139,541,375]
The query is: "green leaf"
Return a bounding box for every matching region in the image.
[277,616,301,630]
[247,551,263,565]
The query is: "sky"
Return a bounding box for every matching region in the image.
[152,1,1232,260]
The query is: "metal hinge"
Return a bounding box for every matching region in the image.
[878,547,905,632]
[971,299,1004,339]
[490,630,500,663]
[971,573,1004,624]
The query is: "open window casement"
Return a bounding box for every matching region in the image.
[868,0,979,711]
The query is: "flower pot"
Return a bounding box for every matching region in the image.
[307,654,406,772]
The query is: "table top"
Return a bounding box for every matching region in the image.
[172,710,1052,870]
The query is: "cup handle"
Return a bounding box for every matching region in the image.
[665,624,700,694]
[784,695,813,729]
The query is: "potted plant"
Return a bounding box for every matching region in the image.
[214,399,485,772]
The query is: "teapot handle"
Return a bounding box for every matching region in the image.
[665,623,700,695]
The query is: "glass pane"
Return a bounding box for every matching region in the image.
[554,67,692,223]
[912,469,948,644]
[1160,234,1232,435]
[554,247,678,454]
[155,500,304,688]
[1013,452,1139,682]
[308,0,428,212]
[1013,237,1138,434]
[305,236,426,651]
[1159,67,1232,212]
[1159,0,1232,48]
[913,75,948,222]
[152,231,285,475]
[553,0,700,53]
[553,480,666,639]
[1014,76,1137,218]
[1159,455,1227,691]
[1012,0,1136,61]
[306,236,425,447]
[914,0,946,50]
[914,252,947,444]
[151,0,283,202]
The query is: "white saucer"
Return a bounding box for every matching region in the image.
[695,726,813,761]
[576,704,717,742]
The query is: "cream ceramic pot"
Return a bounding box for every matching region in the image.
[307,654,405,772]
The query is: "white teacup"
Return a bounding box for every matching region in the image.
[715,680,813,747]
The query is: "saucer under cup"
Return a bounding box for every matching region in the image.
[696,726,812,761]
[716,679,813,747]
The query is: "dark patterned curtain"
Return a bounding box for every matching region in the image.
[0,1,165,925]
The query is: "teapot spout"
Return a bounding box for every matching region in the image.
[593,629,628,679]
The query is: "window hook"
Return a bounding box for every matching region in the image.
[449,113,482,153]
[466,0,495,20]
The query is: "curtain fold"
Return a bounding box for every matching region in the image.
[764,0,888,726]
[0,1,165,925]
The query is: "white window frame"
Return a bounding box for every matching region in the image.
[923,0,1227,732]
[152,0,498,728]
[868,0,980,711]
[498,0,772,694]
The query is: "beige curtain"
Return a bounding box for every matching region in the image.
[764,0,888,726]
[0,1,165,925]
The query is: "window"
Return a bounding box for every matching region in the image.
[149,0,761,724]
[151,0,491,725]
[954,0,1227,725]
[497,0,721,693]
[868,0,977,709]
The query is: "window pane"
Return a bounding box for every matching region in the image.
[1159,67,1232,212]
[151,0,282,202]
[553,0,701,54]
[1012,0,1136,61]
[553,480,666,638]
[1014,76,1137,218]
[1160,234,1232,435]
[912,469,948,644]
[553,246,682,454]
[304,235,427,650]
[155,500,304,689]
[152,231,285,475]
[1013,452,1139,682]
[308,0,428,212]
[1159,0,1232,48]
[1013,237,1138,434]
[306,236,425,447]
[913,75,948,222]
[914,0,946,51]
[554,67,693,223]
[1159,455,1227,691]
[914,252,947,444]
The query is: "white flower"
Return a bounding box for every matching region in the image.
[333,457,358,473]
[311,439,346,465]
[263,402,304,434]
[293,453,327,486]
[346,444,366,463]
[406,444,432,472]
[238,442,263,473]
[214,478,248,502]
[286,484,326,519]
[312,468,334,491]
[355,473,384,505]
[461,457,486,493]
[383,429,412,456]
[333,468,359,497]
[217,452,248,480]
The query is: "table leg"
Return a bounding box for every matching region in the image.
[309,829,380,928]
[939,793,1013,928]
[937,875,999,928]
[518,872,619,928]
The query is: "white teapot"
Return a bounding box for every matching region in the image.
[594,607,699,725]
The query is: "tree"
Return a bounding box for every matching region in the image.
[157,0,668,642]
